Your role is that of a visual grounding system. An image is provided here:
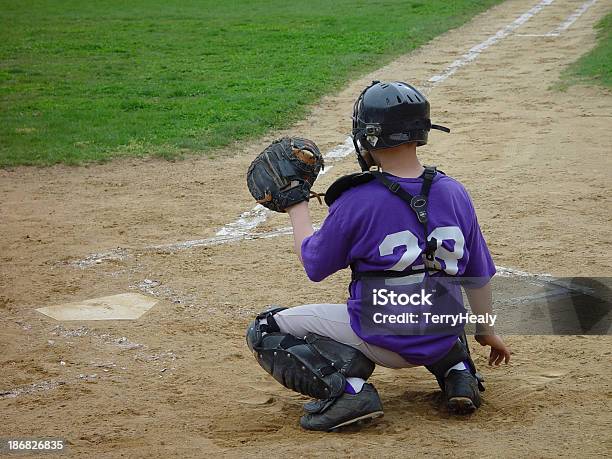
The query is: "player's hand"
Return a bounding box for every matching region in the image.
[474,334,511,366]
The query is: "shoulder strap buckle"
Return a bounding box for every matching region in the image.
[425,237,438,261]
[410,195,428,223]
[423,166,437,180]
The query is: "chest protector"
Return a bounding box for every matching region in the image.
[325,166,443,279]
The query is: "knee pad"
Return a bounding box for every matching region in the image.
[245,308,375,399]
[425,337,485,392]
[246,306,286,352]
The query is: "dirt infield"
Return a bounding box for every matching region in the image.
[1,0,611,457]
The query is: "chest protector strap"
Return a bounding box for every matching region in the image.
[324,172,376,207]
[352,166,439,281]
[371,167,438,258]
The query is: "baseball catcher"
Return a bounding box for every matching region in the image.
[245,81,511,432]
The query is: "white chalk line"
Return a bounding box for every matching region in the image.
[148,0,557,252]
[0,380,67,399]
[150,226,294,251]
[517,0,598,37]
[552,0,598,34]
[179,0,556,245]
[213,137,354,241]
[75,0,562,266]
[426,0,555,86]
[63,139,356,266]
[160,227,551,283]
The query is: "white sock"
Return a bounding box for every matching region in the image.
[444,362,467,377]
[345,377,366,394]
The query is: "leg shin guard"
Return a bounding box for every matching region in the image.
[246,309,375,399]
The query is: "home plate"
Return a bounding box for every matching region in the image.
[36,293,157,321]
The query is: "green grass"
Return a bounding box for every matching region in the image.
[0,0,502,166]
[559,13,612,90]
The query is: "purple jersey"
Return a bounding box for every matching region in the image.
[301,172,496,365]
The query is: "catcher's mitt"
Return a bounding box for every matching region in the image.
[247,137,324,212]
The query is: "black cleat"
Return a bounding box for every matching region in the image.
[300,383,384,431]
[303,398,335,414]
[444,369,482,415]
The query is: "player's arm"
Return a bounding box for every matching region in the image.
[245,136,328,272]
[286,201,314,265]
[465,282,511,366]
[244,136,351,280]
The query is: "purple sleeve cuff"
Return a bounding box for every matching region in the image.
[301,235,326,282]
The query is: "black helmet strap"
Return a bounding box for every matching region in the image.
[352,136,371,172]
[355,118,443,134]
[353,119,450,139]
[431,124,451,133]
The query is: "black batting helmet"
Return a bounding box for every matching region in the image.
[352,81,450,170]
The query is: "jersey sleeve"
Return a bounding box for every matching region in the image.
[461,193,496,283]
[300,203,353,282]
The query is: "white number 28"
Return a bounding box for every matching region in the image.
[378,226,465,275]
